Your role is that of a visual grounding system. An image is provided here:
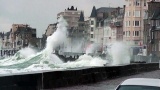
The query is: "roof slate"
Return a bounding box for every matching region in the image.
[151,7,160,20]
[79,11,84,21]
[90,6,97,18]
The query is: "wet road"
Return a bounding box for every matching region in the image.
[55,70,160,90]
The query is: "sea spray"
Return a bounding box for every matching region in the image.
[58,54,108,68]
[62,38,85,53]
[0,16,109,75]
[109,42,131,65]
[86,43,100,54]
[0,16,67,72]
[45,16,68,55]
[19,47,37,59]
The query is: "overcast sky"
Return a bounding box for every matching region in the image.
[0,0,125,37]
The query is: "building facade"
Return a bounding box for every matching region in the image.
[144,0,160,56]
[56,6,89,53]
[45,23,57,37]
[57,6,82,30]
[0,24,37,50]
[123,0,151,46]
[89,6,124,49]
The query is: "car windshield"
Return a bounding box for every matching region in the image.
[117,85,160,90]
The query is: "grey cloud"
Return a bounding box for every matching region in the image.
[0,0,125,37]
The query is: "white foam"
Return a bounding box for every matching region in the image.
[86,43,100,54]
[58,54,108,68]
[19,47,37,58]
[109,42,131,65]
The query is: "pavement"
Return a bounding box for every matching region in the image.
[55,70,160,90]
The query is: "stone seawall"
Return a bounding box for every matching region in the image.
[0,63,159,90]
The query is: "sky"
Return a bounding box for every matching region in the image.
[0,0,125,37]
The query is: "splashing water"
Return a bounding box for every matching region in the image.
[0,16,67,74]
[58,54,107,68]
[108,42,131,65]
[45,16,68,55]
[86,43,100,54]
[0,16,108,75]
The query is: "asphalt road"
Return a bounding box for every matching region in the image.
[55,70,160,90]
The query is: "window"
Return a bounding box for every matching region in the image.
[125,31,130,37]
[91,27,94,31]
[151,31,154,39]
[134,11,140,17]
[125,21,130,27]
[133,21,140,26]
[135,21,140,26]
[129,1,132,6]
[32,34,36,37]
[91,21,94,25]
[126,0,132,6]
[134,0,140,6]
[135,31,140,36]
[125,11,131,17]
[156,20,160,26]
[128,11,131,17]
[126,11,131,17]
[91,34,93,38]
[125,21,127,27]
[144,0,146,6]
[129,31,130,36]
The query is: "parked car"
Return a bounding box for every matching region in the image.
[115,78,160,90]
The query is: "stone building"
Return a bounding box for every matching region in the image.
[123,0,154,46]
[103,7,125,45]
[14,26,37,49]
[45,23,57,37]
[0,32,11,49]
[52,6,89,53]
[0,24,37,50]
[89,6,124,48]
[57,6,82,30]
[144,0,160,56]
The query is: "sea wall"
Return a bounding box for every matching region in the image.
[0,63,159,90]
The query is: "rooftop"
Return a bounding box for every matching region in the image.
[97,7,117,13]
[151,7,160,20]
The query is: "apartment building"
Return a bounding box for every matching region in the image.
[57,6,82,30]
[89,6,119,43]
[89,6,124,48]
[144,1,160,56]
[0,24,37,49]
[123,0,151,46]
[56,6,89,53]
[103,7,124,45]
[45,23,57,37]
